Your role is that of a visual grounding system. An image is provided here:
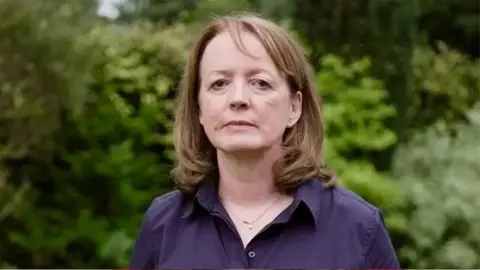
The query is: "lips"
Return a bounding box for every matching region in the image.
[224,120,255,127]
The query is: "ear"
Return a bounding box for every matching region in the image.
[287,91,302,128]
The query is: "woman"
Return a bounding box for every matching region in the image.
[129,13,400,269]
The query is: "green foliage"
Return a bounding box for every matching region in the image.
[0,0,96,159]
[416,0,480,57]
[0,22,189,268]
[186,0,253,22]
[0,1,97,267]
[117,0,198,24]
[409,41,480,133]
[317,55,406,235]
[319,55,397,153]
[392,103,480,268]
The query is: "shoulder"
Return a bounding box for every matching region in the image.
[130,190,188,268]
[302,179,381,226]
[324,186,400,267]
[304,179,386,236]
[143,189,186,230]
[327,185,383,232]
[325,186,394,257]
[329,186,379,219]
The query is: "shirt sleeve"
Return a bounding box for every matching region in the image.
[129,207,155,269]
[363,210,401,269]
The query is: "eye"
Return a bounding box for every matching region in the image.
[251,79,272,90]
[210,79,229,90]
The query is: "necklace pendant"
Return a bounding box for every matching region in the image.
[242,220,253,230]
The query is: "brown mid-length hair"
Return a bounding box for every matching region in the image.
[171,13,336,196]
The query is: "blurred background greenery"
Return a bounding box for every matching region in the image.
[0,0,479,268]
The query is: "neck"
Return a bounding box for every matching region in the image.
[217,147,282,206]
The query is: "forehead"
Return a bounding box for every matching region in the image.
[199,30,279,75]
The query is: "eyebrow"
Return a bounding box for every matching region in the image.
[207,68,274,77]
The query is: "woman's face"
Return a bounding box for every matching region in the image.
[198,30,302,155]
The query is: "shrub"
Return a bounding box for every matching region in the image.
[392,102,480,268]
[318,55,406,237]
[0,22,189,268]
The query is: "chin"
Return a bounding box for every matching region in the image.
[214,138,267,154]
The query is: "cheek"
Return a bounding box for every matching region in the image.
[260,96,294,135]
[202,113,220,130]
[199,96,223,128]
[263,97,290,121]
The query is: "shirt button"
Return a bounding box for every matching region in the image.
[247,250,256,258]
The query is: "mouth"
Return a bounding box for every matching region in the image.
[224,120,255,127]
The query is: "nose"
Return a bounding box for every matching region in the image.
[229,82,250,110]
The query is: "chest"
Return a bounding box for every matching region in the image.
[155,216,365,269]
[228,198,293,247]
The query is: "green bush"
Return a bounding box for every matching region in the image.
[409,41,480,134]
[0,0,96,159]
[0,1,96,267]
[317,55,406,236]
[392,103,480,268]
[0,22,189,268]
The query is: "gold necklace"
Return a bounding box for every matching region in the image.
[223,195,281,230]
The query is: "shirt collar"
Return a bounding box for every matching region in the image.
[292,179,323,226]
[181,178,325,227]
[180,179,217,218]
